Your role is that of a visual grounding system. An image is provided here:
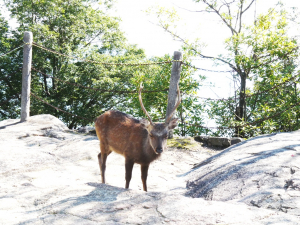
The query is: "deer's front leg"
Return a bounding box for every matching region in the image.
[125,159,134,189]
[141,164,149,192]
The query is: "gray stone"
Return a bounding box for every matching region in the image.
[77,126,95,133]
[194,135,209,145]
[230,137,244,145]
[207,137,231,148]
[187,131,300,218]
[195,136,240,148]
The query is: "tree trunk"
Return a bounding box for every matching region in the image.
[235,72,247,137]
[294,82,299,129]
[52,57,56,91]
[166,51,182,139]
[43,74,50,96]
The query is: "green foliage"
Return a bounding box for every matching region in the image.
[0,0,204,134]
[206,9,300,137]
[176,94,206,136]
[151,0,300,137]
[167,136,199,150]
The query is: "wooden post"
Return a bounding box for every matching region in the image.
[20,31,33,122]
[166,51,182,139]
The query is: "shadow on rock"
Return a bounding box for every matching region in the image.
[19,182,164,225]
[0,121,21,129]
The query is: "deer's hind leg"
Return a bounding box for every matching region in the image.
[98,142,111,183]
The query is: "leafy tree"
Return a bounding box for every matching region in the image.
[150,0,299,137]
[1,0,205,134]
[1,0,128,126]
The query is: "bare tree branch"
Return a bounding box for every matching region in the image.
[202,0,238,35]
[156,21,238,72]
[242,0,256,14]
[217,3,227,12]
[238,0,255,33]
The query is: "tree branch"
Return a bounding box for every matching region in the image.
[202,0,238,35]
[157,21,238,72]
[238,0,243,33]
[242,0,256,14]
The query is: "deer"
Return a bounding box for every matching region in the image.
[94,83,181,191]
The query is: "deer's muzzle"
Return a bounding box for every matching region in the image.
[156,148,163,154]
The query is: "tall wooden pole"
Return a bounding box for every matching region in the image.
[21,31,33,122]
[166,51,182,139]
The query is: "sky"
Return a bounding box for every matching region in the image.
[109,0,300,101]
[111,0,300,57]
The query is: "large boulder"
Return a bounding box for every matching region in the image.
[187,131,300,216]
[1,116,299,224]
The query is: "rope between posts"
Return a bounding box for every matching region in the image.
[185,74,300,102]
[245,75,300,98]
[31,88,300,131]
[31,92,93,121]
[25,42,182,66]
[182,62,233,73]
[0,44,25,58]
[32,67,169,93]
[184,100,300,130]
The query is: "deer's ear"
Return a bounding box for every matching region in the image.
[140,119,151,128]
[168,118,179,130]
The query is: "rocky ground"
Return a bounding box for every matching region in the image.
[0,114,299,224]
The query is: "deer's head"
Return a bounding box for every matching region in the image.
[139,83,181,154]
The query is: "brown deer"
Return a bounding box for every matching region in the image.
[95,83,181,191]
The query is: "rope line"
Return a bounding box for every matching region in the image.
[182,62,233,73]
[24,42,232,72]
[31,91,235,129]
[185,100,300,130]
[32,67,169,93]
[31,92,93,121]
[181,121,233,130]
[245,75,300,98]
[185,73,300,102]
[0,44,25,58]
[31,88,300,131]
[186,95,236,102]
[25,42,181,66]
[247,101,300,127]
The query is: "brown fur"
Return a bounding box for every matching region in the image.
[95,110,178,191]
